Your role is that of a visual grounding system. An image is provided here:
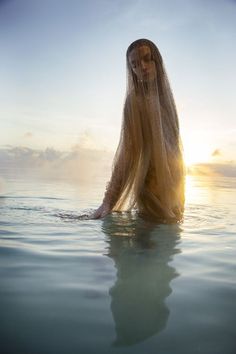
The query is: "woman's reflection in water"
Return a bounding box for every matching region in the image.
[102,212,182,347]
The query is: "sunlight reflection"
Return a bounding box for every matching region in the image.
[185,174,236,207]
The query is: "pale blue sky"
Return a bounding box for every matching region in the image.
[0,0,236,166]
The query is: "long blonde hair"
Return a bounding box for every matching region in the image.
[110,39,186,222]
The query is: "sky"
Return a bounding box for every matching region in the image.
[0,0,236,177]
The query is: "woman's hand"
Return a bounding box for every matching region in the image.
[91,202,111,219]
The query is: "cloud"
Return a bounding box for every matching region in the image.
[24,132,33,138]
[0,145,113,183]
[77,130,97,150]
[188,162,236,177]
[211,149,221,157]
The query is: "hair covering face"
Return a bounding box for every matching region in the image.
[103,39,186,222]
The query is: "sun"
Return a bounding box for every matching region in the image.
[183,140,213,167]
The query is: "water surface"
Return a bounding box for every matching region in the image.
[0,174,236,354]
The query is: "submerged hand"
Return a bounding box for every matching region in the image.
[91,203,111,219]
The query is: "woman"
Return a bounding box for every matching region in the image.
[92,39,186,222]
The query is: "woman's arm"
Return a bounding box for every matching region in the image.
[91,157,124,219]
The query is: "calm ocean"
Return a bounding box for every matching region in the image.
[0,173,235,354]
